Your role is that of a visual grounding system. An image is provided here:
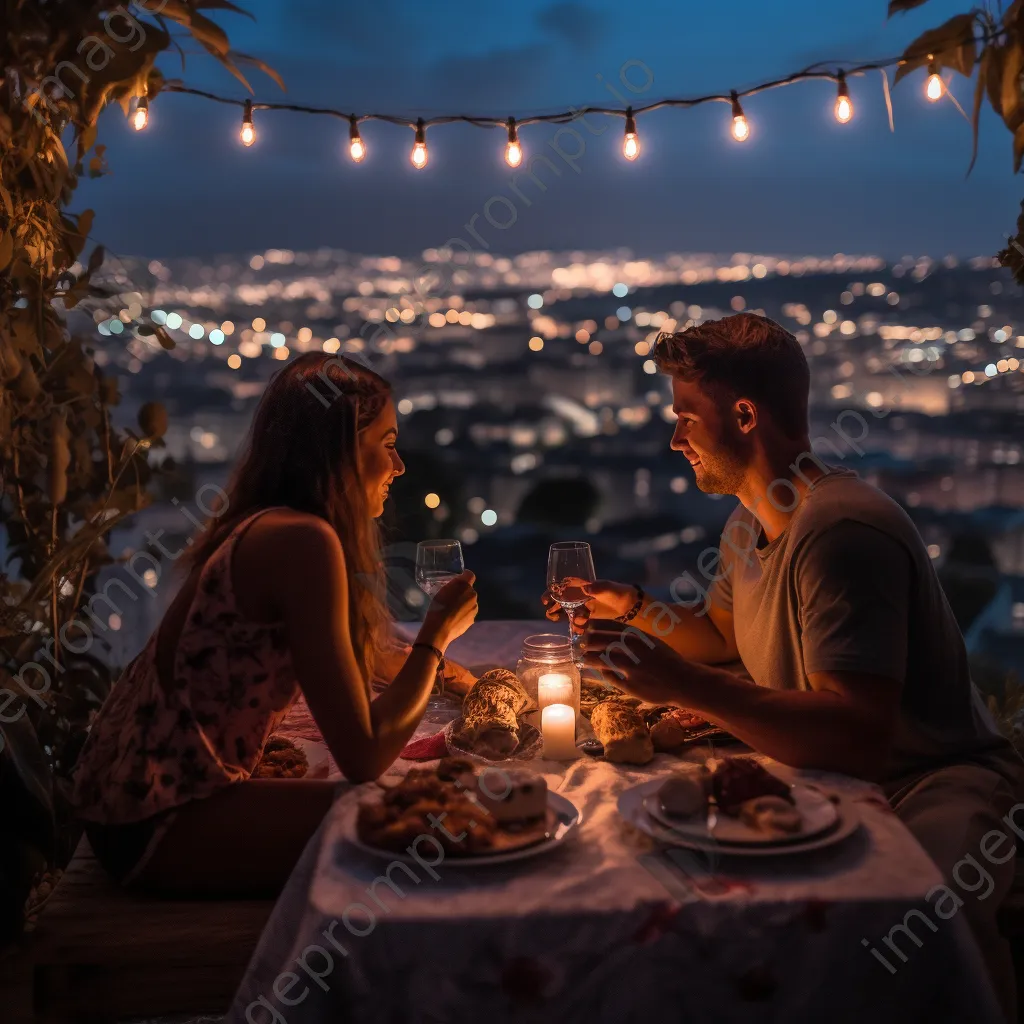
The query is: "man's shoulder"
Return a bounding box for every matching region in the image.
[792,471,918,549]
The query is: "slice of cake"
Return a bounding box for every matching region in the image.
[472,769,548,824]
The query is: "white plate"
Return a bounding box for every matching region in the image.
[619,778,861,858]
[644,771,838,847]
[344,791,582,868]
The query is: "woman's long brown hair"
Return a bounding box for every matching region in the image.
[183,352,392,681]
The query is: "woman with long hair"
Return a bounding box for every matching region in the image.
[72,353,478,896]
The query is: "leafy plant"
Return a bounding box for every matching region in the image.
[0,0,279,940]
[887,0,1024,280]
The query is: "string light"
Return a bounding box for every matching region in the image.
[240,99,256,146]
[132,94,149,131]
[730,91,749,142]
[505,117,522,167]
[349,116,366,162]
[142,28,994,167]
[834,73,853,123]
[411,118,428,169]
[622,107,640,160]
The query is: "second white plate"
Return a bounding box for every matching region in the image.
[620,778,861,858]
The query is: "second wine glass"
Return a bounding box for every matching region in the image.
[547,541,596,667]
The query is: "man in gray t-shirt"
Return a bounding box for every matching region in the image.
[560,314,1023,1019]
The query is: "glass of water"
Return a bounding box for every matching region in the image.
[547,541,596,667]
[415,539,465,709]
[415,539,465,597]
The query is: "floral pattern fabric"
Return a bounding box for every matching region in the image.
[72,508,300,824]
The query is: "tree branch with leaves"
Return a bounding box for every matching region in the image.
[888,0,1024,278]
[0,0,280,943]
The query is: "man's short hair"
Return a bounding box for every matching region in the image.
[653,312,810,438]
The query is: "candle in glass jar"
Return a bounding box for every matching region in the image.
[537,672,574,710]
[542,703,577,760]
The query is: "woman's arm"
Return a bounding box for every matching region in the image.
[267,517,477,782]
[374,637,476,696]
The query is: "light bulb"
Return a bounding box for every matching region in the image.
[505,117,522,167]
[411,118,428,169]
[132,96,148,131]
[623,108,639,160]
[834,75,852,123]
[349,117,365,162]
[240,100,256,147]
[730,92,749,142]
[926,68,944,101]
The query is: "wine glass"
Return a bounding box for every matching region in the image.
[547,541,596,667]
[415,539,464,596]
[415,539,465,711]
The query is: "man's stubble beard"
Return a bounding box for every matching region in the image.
[692,432,748,497]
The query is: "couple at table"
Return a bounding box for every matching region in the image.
[71,318,1021,1018]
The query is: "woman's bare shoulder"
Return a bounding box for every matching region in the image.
[232,509,345,620]
[243,508,341,560]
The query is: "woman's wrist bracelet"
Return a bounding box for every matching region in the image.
[615,585,645,624]
[412,641,445,670]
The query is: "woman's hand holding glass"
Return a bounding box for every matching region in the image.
[419,570,479,651]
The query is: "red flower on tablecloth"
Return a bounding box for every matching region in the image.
[399,730,448,761]
[500,956,555,1005]
[631,901,682,945]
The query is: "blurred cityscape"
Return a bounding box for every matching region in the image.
[76,247,1024,694]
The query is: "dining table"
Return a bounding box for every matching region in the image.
[227,620,1003,1024]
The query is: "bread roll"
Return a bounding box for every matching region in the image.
[646,707,709,752]
[455,668,530,758]
[590,700,654,764]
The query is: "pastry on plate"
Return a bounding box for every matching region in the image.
[253,736,309,778]
[644,707,710,752]
[357,764,499,854]
[590,700,654,765]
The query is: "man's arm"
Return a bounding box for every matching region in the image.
[668,661,900,779]
[582,519,912,780]
[542,578,738,664]
[581,625,900,779]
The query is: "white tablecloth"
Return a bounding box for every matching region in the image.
[229,622,1001,1024]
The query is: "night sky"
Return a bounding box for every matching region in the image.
[78,0,1024,261]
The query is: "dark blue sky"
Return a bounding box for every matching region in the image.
[80,0,1023,260]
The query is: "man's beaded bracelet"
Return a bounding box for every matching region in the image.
[615,585,645,623]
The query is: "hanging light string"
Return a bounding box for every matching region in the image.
[143,28,989,153]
